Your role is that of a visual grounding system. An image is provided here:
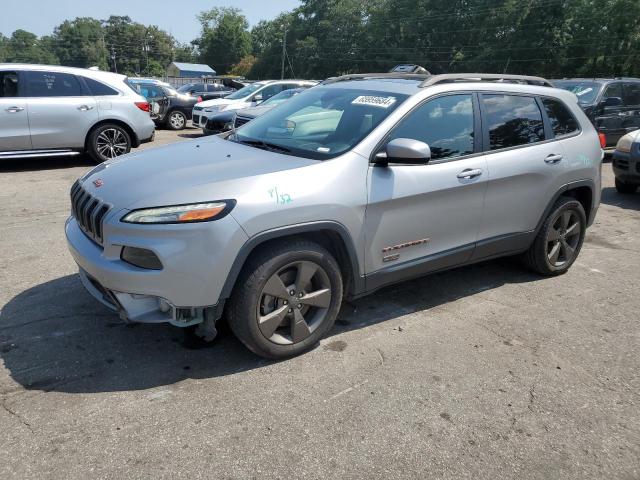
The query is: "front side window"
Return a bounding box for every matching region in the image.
[232,87,408,160]
[482,94,545,150]
[0,71,19,97]
[26,71,83,97]
[387,94,475,161]
[257,84,284,101]
[226,83,264,100]
[602,82,623,101]
[542,98,579,137]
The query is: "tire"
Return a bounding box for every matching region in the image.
[166,110,187,130]
[87,124,132,164]
[524,197,586,276]
[227,239,343,359]
[615,178,637,194]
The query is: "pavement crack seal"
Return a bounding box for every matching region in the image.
[528,384,536,412]
[325,380,368,402]
[1,396,34,434]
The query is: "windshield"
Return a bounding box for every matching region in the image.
[554,80,603,104]
[225,83,264,100]
[164,86,179,96]
[261,89,303,106]
[230,87,409,160]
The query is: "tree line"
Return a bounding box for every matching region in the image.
[1,0,639,80]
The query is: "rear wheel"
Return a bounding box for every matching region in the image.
[87,124,131,164]
[167,110,187,130]
[524,197,586,276]
[228,240,343,359]
[615,178,638,194]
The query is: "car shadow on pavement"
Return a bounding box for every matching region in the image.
[0,259,538,394]
[600,187,640,211]
[0,154,93,172]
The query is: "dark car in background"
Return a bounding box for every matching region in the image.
[612,130,640,193]
[133,82,198,130]
[202,88,307,135]
[177,83,235,102]
[555,78,640,148]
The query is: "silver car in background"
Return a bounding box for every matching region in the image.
[0,64,155,163]
[66,73,602,359]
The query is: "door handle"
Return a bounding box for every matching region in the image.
[78,105,94,111]
[457,168,483,179]
[545,154,563,164]
[5,106,24,113]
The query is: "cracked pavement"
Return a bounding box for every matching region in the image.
[1,130,639,479]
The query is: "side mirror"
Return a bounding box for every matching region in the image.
[602,96,623,108]
[254,93,263,103]
[373,138,431,165]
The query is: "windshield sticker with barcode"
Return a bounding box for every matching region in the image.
[352,96,397,108]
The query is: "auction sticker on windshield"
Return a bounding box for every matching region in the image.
[352,96,397,108]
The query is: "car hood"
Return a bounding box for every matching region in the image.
[80,136,317,210]
[196,98,241,109]
[235,104,274,119]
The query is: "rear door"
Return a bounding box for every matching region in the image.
[0,70,31,152]
[621,81,640,134]
[26,70,98,149]
[475,93,568,255]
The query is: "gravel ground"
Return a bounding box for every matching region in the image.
[1,129,639,479]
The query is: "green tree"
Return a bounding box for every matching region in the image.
[195,7,251,74]
[173,42,198,63]
[4,29,58,64]
[0,33,7,62]
[51,17,109,70]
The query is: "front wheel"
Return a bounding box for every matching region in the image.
[228,240,343,359]
[524,197,586,276]
[615,178,637,194]
[87,124,131,164]
[166,110,187,130]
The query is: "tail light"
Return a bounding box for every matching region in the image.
[197,96,202,103]
[135,101,150,112]
[598,132,606,149]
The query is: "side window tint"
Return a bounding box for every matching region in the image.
[482,94,544,150]
[388,94,475,160]
[259,84,284,100]
[542,98,579,137]
[26,71,83,97]
[603,83,622,101]
[84,77,118,96]
[623,83,640,105]
[0,71,19,97]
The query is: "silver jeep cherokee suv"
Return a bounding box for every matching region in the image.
[66,73,602,359]
[0,64,155,163]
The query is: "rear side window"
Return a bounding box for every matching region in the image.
[0,71,19,97]
[388,94,475,160]
[542,98,579,137]
[84,77,118,96]
[25,71,84,97]
[482,94,544,150]
[623,82,640,106]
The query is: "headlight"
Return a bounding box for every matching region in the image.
[616,131,640,153]
[121,201,235,224]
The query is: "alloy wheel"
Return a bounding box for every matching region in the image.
[96,128,128,159]
[169,112,186,129]
[546,210,581,267]
[257,261,332,345]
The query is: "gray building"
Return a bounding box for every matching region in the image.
[166,62,216,78]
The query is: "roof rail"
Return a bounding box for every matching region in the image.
[322,72,432,84]
[419,73,553,88]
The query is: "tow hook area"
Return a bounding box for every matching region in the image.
[194,307,219,342]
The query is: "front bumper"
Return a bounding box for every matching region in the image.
[65,213,248,326]
[612,150,640,185]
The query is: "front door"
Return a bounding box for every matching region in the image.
[365,93,487,286]
[25,70,98,150]
[0,70,31,152]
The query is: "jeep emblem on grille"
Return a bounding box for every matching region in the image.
[93,179,104,188]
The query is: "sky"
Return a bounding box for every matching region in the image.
[0,0,301,43]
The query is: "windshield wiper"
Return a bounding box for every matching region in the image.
[234,137,291,154]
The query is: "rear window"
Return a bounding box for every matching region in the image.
[482,94,545,150]
[25,71,83,97]
[542,98,579,137]
[84,77,119,96]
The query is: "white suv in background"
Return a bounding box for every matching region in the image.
[192,79,317,128]
[0,64,155,163]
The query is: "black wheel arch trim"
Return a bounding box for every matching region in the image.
[219,221,365,301]
[536,179,597,231]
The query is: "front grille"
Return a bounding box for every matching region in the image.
[70,181,110,245]
[234,115,251,128]
[193,106,203,112]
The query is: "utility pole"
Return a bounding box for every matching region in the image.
[281,26,287,80]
